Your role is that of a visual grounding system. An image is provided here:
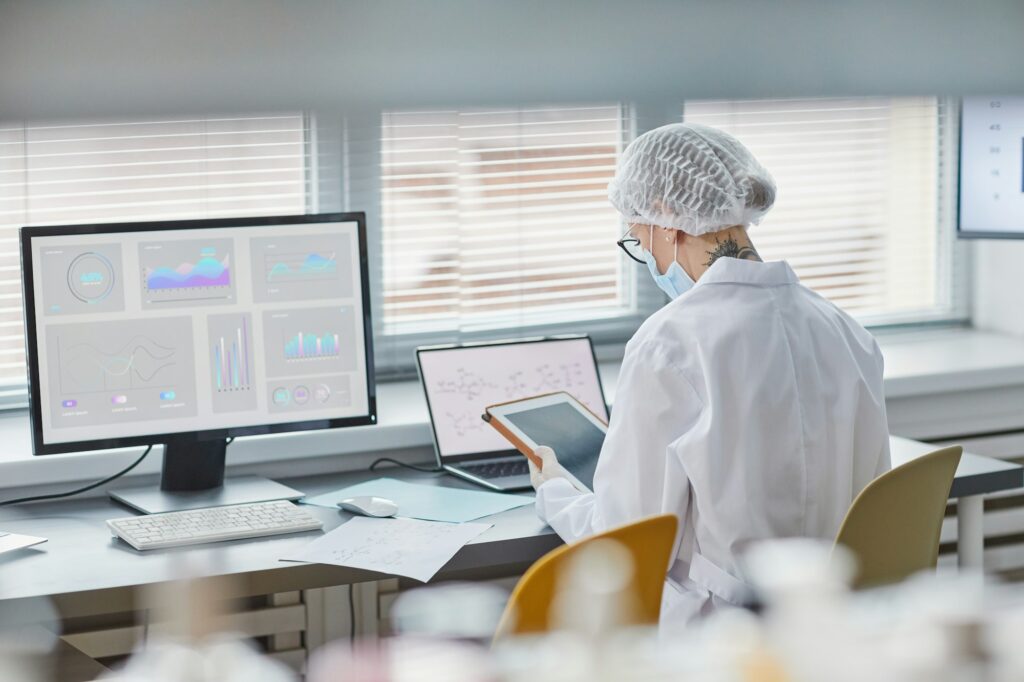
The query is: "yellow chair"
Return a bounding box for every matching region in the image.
[493,513,678,640]
[835,445,962,589]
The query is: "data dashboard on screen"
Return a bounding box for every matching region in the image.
[27,219,371,445]
[959,96,1024,237]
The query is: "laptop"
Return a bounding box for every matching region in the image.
[416,336,609,491]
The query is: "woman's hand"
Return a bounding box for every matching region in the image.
[528,446,585,492]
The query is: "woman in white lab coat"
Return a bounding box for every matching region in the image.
[529,123,891,633]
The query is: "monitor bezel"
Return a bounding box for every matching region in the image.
[20,212,377,456]
[415,335,608,465]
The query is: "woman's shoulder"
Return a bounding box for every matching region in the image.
[627,299,703,358]
[624,311,704,379]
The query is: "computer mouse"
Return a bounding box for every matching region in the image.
[337,496,399,518]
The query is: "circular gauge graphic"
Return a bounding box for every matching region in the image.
[314,384,331,404]
[293,385,310,405]
[67,252,116,303]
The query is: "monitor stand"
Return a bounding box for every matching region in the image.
[109,438,303,515]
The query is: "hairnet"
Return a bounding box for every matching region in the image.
[608,123,776,235]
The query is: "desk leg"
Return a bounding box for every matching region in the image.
[957,495,985,569]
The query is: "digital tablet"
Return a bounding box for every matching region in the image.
[483,391,607,492]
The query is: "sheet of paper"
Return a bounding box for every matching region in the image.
[282,517,491,582]
[0,532,47,555]
[302,477,533,523]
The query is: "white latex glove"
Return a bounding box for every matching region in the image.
[528,446,585,492]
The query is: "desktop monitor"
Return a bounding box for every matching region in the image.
[958,96,1024,239]
[20,213,376,512]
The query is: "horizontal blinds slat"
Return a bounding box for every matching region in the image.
[0,113,307,385]
[381,105,628,332]
[683,96,941,318]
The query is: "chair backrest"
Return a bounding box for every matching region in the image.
[835,445,962,589]
[493,513,678,641]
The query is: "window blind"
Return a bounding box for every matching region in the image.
[380,105,631,335]
[0,114,307,389]
[683,97,955,323]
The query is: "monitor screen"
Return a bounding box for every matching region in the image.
[417,338,607,460]
[959,96,1024,238]
[22,214,375,453]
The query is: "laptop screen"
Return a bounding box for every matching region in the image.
[417,338,607,461]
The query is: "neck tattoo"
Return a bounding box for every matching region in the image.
[703,236,762,268]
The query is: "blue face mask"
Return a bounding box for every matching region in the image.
[644,248,695,300]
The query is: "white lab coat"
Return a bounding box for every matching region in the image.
[535,258,890,633]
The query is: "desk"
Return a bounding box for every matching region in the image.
[0,437,1019,644]
[890,436,1024,568]
[0,467,556,611]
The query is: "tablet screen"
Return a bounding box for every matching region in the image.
[503,401,605,490]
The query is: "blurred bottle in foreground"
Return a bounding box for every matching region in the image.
[0,597,59,682]
[100,565,295,682]
[308,582,506,682]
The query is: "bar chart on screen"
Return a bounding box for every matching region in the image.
[283,330,341,360]
[207,312,256,413]
[263,307,357,378]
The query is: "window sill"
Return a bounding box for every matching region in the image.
[0,327,1022,496]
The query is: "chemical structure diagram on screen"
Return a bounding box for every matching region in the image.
[445,410,489,438]
[432,362,594,437]
[531,362,588,395]
[432,367,500,402]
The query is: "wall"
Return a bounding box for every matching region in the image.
[2,0,1024,119]
[973,240,1024,338]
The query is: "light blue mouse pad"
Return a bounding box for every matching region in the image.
[301,477,534,523]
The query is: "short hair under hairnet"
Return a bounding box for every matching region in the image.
[608,123,776,236]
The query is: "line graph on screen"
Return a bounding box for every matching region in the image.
[265,252,338,283]
[57,334,178,394]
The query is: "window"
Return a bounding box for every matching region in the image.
[683,97,961,324]
[0,114,308,390]
[379,105,633,336]
[0,101,963,393]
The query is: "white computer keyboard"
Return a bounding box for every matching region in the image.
[107,500,323,550]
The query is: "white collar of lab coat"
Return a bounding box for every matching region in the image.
[695,258,799,289]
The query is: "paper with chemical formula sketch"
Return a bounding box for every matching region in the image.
[281,517,492,582]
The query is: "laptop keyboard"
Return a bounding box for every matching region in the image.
[459,459,530,479]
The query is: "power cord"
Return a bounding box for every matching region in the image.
[0,445,154,507]
[0,437,236,508]
[368,457,442,474]
[349,583,356,643]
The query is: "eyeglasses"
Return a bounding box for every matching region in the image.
[616,225,646,264]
